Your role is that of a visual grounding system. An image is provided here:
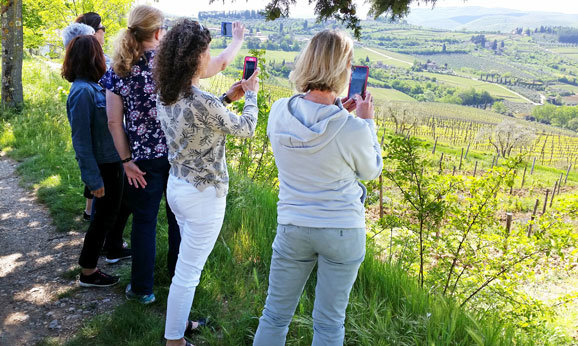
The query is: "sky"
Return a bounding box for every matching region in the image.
[153,0,578,18]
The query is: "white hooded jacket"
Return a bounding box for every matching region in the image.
[267,95,383,228]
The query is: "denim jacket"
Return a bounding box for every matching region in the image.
[66,78,120,191]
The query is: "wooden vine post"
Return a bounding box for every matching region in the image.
[527,199,540,236]
[542,189,550,214]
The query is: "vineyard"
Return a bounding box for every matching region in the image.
[204,72,578,170]
[200,66,578,341]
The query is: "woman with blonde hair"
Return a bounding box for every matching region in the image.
[103,5,247,306]
[253,29,383,345]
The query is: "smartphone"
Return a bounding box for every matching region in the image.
[243,56,258,80]
[221,22,232,37]
[347,65,369,99]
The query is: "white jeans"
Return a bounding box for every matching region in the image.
[164,175,226,340]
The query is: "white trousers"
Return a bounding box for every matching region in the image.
[164,175,226,340]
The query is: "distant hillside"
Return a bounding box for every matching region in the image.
[406,7,578,32]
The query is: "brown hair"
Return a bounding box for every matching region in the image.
[289,29,353,94]
[154,19,211,105]
[61,35,106,83]
[112,5,164,77]
[75,12,102,32]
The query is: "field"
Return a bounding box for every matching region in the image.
[550,47,578,61]
[355,47,414,68]
[3,59,561,345]
[419,72,531,103]
[368,86,416,102]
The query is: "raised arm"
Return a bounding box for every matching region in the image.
[195,69,260,137]
[201,22,245,78]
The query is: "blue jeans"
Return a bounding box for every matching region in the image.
[127,157,180,295]
[253,224,366,346]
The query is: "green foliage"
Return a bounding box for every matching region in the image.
[379,135,577,342]
[532,104,578,131]
[22,0,133,52]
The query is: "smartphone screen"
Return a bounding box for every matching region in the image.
[348,66,369,99]
[221,22,232,37]
[243,58,257,80]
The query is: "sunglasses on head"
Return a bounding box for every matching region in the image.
[97,25,106,33]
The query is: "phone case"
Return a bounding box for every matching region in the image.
[221,22,232,36]
[243,57,258,80]
[347,65,369,99]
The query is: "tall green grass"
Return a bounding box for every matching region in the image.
[3,59,536,345]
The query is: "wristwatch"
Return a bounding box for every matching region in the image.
[221,93,232,105]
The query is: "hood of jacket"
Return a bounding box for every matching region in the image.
[270,94,350,154]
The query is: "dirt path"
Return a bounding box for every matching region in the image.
[0,154,124,345]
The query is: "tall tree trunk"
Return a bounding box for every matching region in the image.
[2,0,24,110]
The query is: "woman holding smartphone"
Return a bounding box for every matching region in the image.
[253,29,383,345]
[103,5,247,305]
[153,19,259,346]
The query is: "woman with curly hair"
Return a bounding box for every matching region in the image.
[102,5,248,306]
[153,18,260,346]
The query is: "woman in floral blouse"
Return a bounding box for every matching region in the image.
[153,19,259,346]
[103,5,247,306]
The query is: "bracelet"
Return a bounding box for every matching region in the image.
[121,156,132,163]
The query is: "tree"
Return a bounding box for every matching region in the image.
[213,0,437,39]
[476,120,536,158]
[2,0,24,109]
[442,43,446,52]
[22,0,132,51]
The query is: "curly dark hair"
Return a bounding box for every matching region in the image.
[154,18,211,105]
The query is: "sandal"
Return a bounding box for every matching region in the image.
[184,318,207,337]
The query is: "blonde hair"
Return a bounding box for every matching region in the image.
[289,30,353,94]
[112,5,164,77]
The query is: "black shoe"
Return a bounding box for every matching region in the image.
[185,318,208,337]
[79,269,119,287]
[83,211,91,221]
[105,248,132,264]
[101,241,129,257]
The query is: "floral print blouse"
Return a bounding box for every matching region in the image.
[157,87,258,197]
[101,50,168,162]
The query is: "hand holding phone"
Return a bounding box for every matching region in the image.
[243,56,258,80]
[348,65,369,100]
[221,22,233,37]
[355,91,374,119]
[241,67,260,93]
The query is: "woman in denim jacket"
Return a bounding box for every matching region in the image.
[62,35,125,287]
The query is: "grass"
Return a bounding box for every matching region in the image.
[368,86,416,102]
[0,58,544,345]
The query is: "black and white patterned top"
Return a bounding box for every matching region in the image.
[157,86,258,197]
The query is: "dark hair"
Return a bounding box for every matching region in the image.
[75,12,102,32]
[61,35,107,83]
[154,18,211,105]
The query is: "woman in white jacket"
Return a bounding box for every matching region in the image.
[253,29,383,346]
